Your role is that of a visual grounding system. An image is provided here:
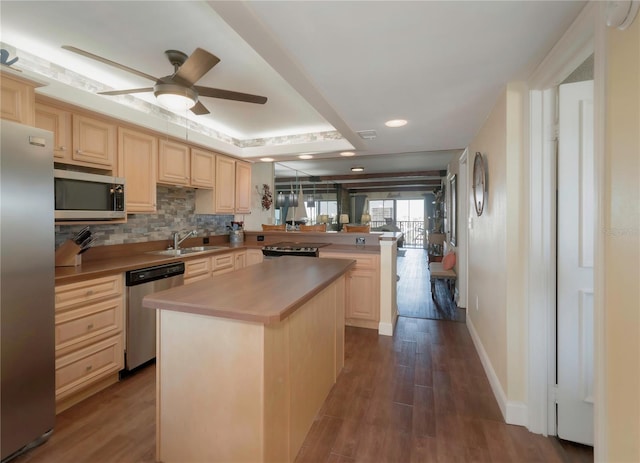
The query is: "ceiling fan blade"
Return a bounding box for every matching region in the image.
[98,87,154,96]
[195,86,267,104]
[172,48,220,87]
[190,101,210,115]
[62,45,158,82]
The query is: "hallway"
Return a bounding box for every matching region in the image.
[397,248,465,322]
[296,317,593,462]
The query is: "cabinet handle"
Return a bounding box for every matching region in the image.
[76,149,83,154]
[87,323,94,330]
[85,365,93,371]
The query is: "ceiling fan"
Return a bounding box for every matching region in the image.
[61,45,267,115]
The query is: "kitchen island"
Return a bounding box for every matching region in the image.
[143,256,355,463]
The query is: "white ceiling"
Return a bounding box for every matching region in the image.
[0,0,586,178]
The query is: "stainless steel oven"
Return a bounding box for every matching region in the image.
[261,242,329,259]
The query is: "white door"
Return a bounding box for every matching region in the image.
[556,80,594,445]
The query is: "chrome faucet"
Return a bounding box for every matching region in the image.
[172,230,197,250]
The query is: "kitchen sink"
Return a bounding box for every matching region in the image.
[146,246,228,256]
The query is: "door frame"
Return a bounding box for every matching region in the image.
[457,149,469,308]
[526,1,606,458]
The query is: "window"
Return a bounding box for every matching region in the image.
[370,200,395,225]
[314,200,337,221]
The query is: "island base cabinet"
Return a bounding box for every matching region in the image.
[155,277,346,463]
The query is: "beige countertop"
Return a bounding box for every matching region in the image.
[142,256,355,325]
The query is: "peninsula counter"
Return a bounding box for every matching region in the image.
[143,256,355,463]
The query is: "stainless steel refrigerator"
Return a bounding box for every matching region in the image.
[1,120,55,462]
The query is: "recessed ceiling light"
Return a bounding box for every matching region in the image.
[298,154,313,160]
[260,157,274,162]
[385,119,408,128]
[351,167,364,172]
[340,151,355,157]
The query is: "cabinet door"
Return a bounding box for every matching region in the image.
[346,270,379,321]
[235,160,252,214]
[212,253,234,275]
[246,249,264,267]
[234,251,246,270]
[215,155,236,213]
[72,114,116,168]
[158,140,190,186]
[35,103,72,161]
[190,148,215,188]
[118,127,157,213]
[320,251,380,326]
[184,257,211,285]
[1,73,35,125]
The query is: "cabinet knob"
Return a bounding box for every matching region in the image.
[76,149,83,154]
[87,323,94,330]
[86,290,93,296]
[85,365,93,371]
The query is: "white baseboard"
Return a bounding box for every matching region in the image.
[466,316,527,427]
[378,321,394,337]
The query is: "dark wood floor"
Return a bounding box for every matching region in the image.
[397,248,465,322]
[296,318,593,462]
[15,318,592,463]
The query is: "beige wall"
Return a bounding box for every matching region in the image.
[505,82,527,403]
[467,82,528,408]
[604,18,640,461]
[242,162,274,230]
[467,89,509,394]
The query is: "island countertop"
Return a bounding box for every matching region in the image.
[142,256,355,325]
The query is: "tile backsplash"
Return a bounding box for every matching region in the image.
[55,186,234,247]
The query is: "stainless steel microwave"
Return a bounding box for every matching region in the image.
[54,169,125,220]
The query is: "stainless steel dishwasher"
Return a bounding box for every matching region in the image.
[125,262,185,371]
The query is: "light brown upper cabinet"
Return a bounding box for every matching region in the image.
[118,127,158,213]
[158,139,190,186]
[190,148,215,189]
[72,114,117,169]
[235,160,252,214]
[0,70,40,126]
[195,154,252,215]
[35,103,72,161]
[214,155,236,213]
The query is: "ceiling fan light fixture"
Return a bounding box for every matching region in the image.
[154,83,197,111]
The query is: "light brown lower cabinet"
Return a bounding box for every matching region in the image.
[184,256,212,285]
[54,274,124,413]
[184,251,248,284]
[320,251,380,329]
[246,248,264,266]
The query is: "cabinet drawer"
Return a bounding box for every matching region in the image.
[55,335,123,400]
[184,257,211,279]
[55,298,123,354]
[56,274,123,311]
[212,253,234,271]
